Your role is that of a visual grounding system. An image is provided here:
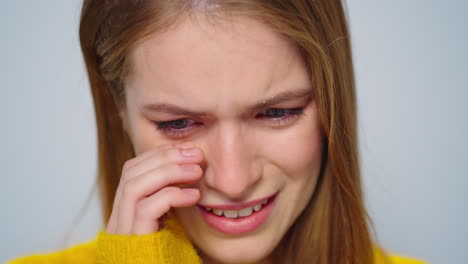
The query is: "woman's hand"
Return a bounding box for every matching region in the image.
[106,141,204,235]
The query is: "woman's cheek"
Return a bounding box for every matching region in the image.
[127,116,174,155]
[260,118,323,179]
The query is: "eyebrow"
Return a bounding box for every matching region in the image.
[142,88,313,117]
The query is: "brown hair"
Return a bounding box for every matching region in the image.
[79,0,391,263]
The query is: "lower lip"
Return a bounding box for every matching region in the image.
[197,195,276,235]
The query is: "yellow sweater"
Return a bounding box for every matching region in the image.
[7,217,428,264]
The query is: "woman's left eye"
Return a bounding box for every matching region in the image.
[154,107,304,137]
[257,108,304,121]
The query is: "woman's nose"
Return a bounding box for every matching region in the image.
[201,124,261,199]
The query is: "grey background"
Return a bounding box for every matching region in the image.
[2,1,467,263]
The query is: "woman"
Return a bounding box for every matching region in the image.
[8,0,427,263]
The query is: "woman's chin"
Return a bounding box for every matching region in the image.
[197,241,274,264]
[184,226,281,263]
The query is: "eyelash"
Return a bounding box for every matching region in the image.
[154,108,305,137]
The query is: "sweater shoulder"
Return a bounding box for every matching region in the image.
[374,246,429,264]
[6,240,97,264]
[6,216,201,264]
[388,254,429,264]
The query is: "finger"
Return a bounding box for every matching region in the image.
[132,187,200,235]
[115,163,202,234]
[122,146,203,183]
[110,144,203,232]
[113,146,203,216]
[107,143,175,232]
[123,141,195,172]
[133,141,196,169]
[126,163,202,198]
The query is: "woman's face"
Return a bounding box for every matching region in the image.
[121,14,323,264]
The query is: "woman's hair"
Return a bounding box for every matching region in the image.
[79,0,391,263]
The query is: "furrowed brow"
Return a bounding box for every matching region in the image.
[142,103,208,117]
[142,88,313,116]
[251,88,313,111]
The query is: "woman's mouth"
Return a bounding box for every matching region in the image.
[196,193,277,235]
[203,198,269,218]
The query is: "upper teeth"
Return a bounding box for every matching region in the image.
[205,199,269,219]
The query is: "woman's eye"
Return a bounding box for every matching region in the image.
[155,118,199,137]
[257,108,305,124]
[262,108,300,118]
[154,107,305,137]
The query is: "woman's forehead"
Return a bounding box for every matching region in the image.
[125,13,309,112]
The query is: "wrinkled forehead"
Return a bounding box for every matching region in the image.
[124,13,310,114]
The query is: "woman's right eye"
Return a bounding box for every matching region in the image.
[154,119,201,137]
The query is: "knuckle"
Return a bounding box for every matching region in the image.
[121,161,135,181]
[157,161,180,175]
[160,186,180,196]
[120,172,131,184]
[122,159,134,172]
[164,147,184,162]
[121,180,138,199]
[135,201,152,219]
